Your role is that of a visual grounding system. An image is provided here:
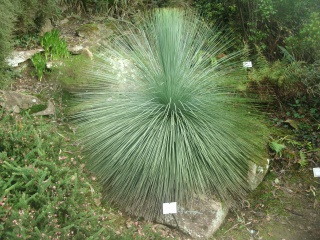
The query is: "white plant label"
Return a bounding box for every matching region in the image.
[243,61,253,68]
[163,202,177,214]
[313,168,320,177]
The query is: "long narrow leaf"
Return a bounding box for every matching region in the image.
[73,9,267,220]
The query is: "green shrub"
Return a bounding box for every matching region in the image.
[192,0,319,60]
[31,53,47,81]
[285,12,320,62]
[74,9,267,220]
[246,45,304,100]
[247,45,320,101]
[301,62,320,97]
[60,0,134,15]
[0,110,113,239]
[13,0,59,36]
[0,0,16,87]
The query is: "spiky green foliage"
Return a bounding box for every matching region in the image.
[74,9,266,220]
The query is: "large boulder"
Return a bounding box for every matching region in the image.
[0,91,41,113]
[156,160,270,239]
[6,49,43,67]
[157,196,228,239]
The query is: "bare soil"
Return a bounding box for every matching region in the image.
[212,167,320,240]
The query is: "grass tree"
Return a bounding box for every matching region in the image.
[74,8,267,220]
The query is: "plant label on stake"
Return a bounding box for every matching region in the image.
[163,202,177,214]
[243,61,252,68]
[313,168,320,177]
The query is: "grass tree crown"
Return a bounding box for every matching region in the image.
[74,8,267,220]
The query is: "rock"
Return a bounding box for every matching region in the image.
[46,60,65,69]
[59,18,69,26]
[156,196,229,239]
[248,159,270,190]
[6,49,44,67]
[40,18,53,36]
[81,47,94,60]
[74,23,114,50]
[76,24,99,38]
[12,105,20,114]
[32,100,55,116]
[154,160,269,239]
[69,45,84,55]
[0,91,41,111]
[284,119,299,130]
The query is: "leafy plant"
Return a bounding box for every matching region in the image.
[74,9,267,220]
[285,12,320,62]
[31,29,69,81]
[269,139,286,157]
[193,0,319,60]
[41,29,69,60]
[31,52,46,81]
[247,45,308,101]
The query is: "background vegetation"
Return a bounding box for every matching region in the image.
[0,0,319,238]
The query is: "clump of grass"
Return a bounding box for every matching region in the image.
[74,8,267,220]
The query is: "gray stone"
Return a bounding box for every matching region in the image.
[6,49,44,67]
[74,23,113,50]
[76,24,99,38]
[69,45,84,55]
[59,18,69,26]
[154,160,270,239]
[12,105,20,114]
[157,196,229,239]
[46,60,65,69]
[81,47,94,60]
[40,18,53,36]
[248,159,270,190]
[32,100,55,116]
[0,91,41,111]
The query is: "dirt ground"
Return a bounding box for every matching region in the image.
[212,167,320,240]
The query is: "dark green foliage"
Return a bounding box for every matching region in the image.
[0,0,60,86]
[60,0,132,14]
[59,0,187,16]
[74,9,267,220]
[0,0,16,86]
[13,0,59,36]
[0,110,112,239]
[246,45,320,102]
[285,12,320,62]
[192,0,319,61]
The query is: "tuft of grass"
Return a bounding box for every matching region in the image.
[74,8,267,220]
